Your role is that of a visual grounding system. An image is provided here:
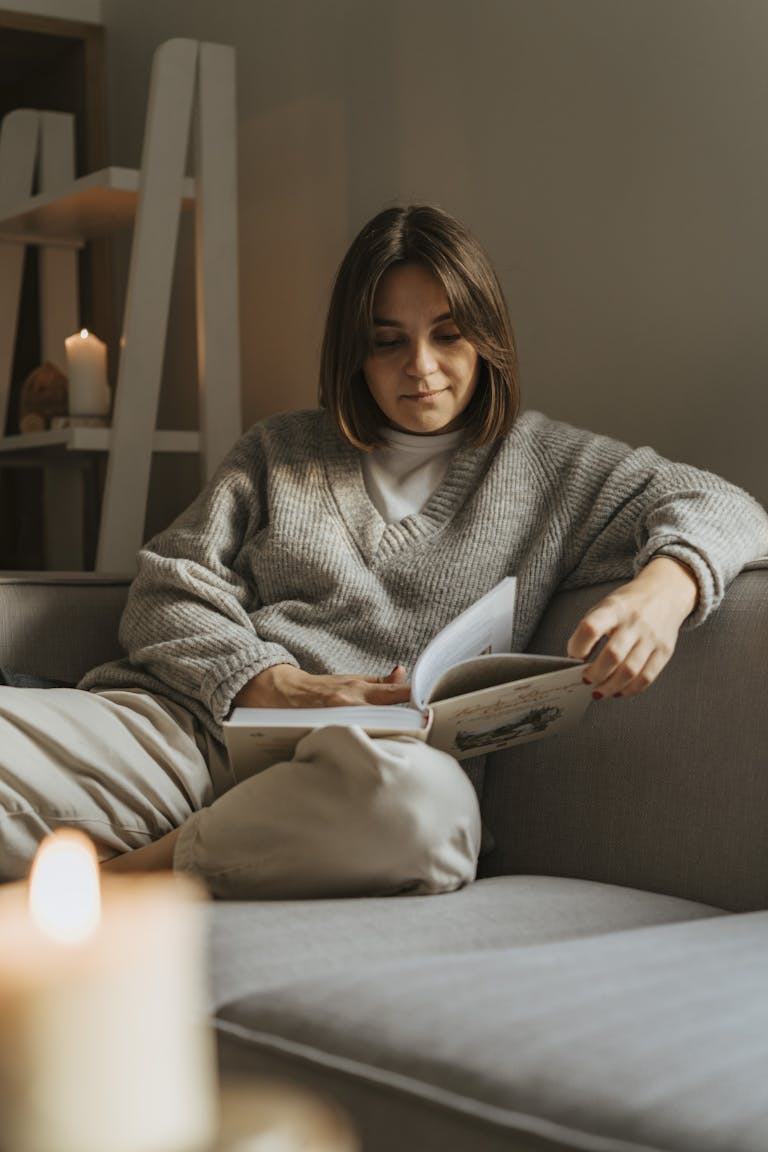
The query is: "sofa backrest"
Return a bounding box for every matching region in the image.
[0,573,129,684]
[2,566,766,910]
[480,564,768,912]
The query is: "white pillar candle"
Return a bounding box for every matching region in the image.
[64,329,111,416]
[0,831,217,1152]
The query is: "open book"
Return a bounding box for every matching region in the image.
[223,578,594,779]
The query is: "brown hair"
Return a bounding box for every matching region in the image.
[319,204,520,450]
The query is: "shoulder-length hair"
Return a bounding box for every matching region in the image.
[319,204,520,451]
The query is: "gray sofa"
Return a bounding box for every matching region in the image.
[2,565,768,1152]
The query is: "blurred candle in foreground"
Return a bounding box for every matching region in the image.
[64,328,110,416]
[28,827,101,943]
[0,830,217,1152]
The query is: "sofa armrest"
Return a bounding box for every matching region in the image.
[480,564,768,911]
[0,572,131,684]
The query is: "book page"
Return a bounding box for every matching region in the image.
[411,577,517,709]
[428,664,592,760]
[426,653,581,704]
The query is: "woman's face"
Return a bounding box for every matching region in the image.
[362,262,481,436]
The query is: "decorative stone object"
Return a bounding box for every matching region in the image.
[18,362,68,433]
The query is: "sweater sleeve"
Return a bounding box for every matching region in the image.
[80,425,299,724]
[540,421,768,625]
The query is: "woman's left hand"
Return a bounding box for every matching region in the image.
[566,556,699,698]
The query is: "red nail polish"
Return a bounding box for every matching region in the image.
[592,691,603,701]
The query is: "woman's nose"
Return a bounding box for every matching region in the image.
[405,339,438,378]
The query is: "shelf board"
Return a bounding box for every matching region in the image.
[0,427,200,454]
[0,166,196,244]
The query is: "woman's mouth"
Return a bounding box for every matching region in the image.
[403,389,446,402]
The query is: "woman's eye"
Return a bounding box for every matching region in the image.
[371,331,462,350]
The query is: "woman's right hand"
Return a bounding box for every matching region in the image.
[232,663,411,709]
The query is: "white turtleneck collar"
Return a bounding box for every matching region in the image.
[361,427,465,524]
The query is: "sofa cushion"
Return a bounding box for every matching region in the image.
[207,873,721,1012]
[0,574,129,683]
[215,909,767,1152]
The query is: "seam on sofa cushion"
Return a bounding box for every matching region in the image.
[214,1018,666,1152]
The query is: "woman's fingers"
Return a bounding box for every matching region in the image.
[235,664,411,709]
[354,664,410,703]
[301,668,411,707]
[584,637,647,697]
[617,646,673,698]
[586,636,672,698]
[363,680,412,705]
[567,561,691,699]
[566,598,626,663]
[567,597,644,694]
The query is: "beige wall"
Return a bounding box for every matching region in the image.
[101,0,768,534]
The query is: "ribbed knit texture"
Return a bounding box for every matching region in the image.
[80,409,768,740]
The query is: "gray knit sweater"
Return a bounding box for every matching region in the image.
[81,409,768,740]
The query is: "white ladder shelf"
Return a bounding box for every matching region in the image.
[0,38,241,573]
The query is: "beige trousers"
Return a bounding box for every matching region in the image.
[0,687,481,898]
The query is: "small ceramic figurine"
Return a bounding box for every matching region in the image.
[18,362,68,433]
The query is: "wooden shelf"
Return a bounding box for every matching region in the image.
[0,166,196,245]
[0,40,239,571]
[0,427,200,454]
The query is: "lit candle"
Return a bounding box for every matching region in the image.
[64,329,110,416]
[0,831,217,1152]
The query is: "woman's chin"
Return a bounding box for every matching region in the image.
[391,407,461,437]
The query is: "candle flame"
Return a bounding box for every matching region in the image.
[29,830,101,944]
[80,328,89,339]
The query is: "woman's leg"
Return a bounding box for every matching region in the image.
[101,827,181,872]
[3,694,480,897]
[173,725,482,899]
[0,687,214,881]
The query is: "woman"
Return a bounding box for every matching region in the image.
[2,205,767,896]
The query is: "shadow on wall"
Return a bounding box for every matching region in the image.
[238,96,349,427]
